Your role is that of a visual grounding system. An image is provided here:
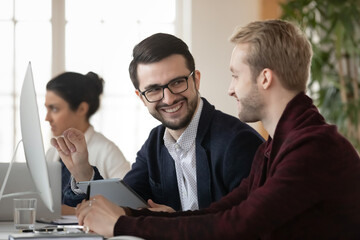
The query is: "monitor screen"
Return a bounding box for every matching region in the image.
[20,62,54,212]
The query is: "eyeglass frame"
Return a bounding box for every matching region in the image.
[137,71,195,103]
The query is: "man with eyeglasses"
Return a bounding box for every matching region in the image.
[56,33,264,212]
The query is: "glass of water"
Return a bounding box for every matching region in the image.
[13,198,37,229]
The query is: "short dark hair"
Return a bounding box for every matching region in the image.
[46,72,104,120]
[129,33,195,89]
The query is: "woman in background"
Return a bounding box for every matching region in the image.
[45,71,130,203]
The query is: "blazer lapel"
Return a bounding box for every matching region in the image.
[161,145,182,211]
[195,98,215,209]
[195,146,212,209]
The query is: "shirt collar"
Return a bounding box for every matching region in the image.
[84,125,95,143]
[164,98,204,152]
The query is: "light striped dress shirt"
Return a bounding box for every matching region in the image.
[164,99,203,211]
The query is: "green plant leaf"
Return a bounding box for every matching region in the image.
[281,0,360,150]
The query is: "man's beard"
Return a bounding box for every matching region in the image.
[150,93,199,130]
[238,84,263,123]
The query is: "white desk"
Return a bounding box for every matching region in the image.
[0,215,79,239]
[0,221,48,240]
[0,222,16,240]
[0,221,144,240]
[0,222,93,240]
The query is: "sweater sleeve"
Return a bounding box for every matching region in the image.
[63,166,103,207]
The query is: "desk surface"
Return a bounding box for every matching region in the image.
[0,221,144,240]
[0,221,48,240]
[0,216,77,240]
[0,221,16,240]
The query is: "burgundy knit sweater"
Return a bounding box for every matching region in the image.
[114,92,360,240]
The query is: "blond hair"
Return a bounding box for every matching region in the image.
[230,19,312,92]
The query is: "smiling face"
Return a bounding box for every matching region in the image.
[136,54,200,133]
[228,44,264,123]
[45,91,86,136]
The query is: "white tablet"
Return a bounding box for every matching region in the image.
[77,179,148,209]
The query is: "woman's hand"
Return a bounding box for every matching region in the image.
[50,128,93,181]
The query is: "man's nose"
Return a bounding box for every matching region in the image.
[228,79,236,97]
[161,87,177,105]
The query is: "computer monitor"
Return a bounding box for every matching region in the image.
[19,62,54,212]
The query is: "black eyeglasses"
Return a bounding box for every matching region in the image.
[138,71,194,103]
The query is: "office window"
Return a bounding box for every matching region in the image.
[0,0,52,163]
[0,0,178,163]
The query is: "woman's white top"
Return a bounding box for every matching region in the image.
[46,125,130,179]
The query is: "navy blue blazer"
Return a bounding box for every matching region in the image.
[63,98,263,208]
[121,98,263,210]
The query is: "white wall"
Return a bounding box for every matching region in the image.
[188,0,260,117]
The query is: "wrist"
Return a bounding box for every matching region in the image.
[74,164,93,182]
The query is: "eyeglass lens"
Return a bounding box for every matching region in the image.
[145,77,188,102]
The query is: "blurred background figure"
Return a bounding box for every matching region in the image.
[45,72,130,203]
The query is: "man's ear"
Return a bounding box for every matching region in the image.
[259,68,273,90]
[193,70,201,91]
[77,102,89,116]
[135,89,146,106]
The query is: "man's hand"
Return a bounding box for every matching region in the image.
[50,128,92,182]
[147,199,176,213]
[76,195,126,238]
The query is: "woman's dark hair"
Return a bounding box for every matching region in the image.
[129,33,195,89]
[46,71,104,120]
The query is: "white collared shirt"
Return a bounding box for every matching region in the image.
[164,98,203,211]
